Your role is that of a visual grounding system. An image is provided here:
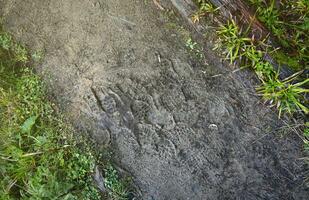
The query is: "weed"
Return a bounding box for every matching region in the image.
[192,0,219,23]
[257,72,309,117]
[215,18,274,80]
[13,44,28,63]
[198,0,218,13]
[296,0,309,15]
[185,38,204,59]
[256,0,284,39]
[0,32,12,50]
[104,165,130,200]
[254,60,274,79]
[216,19,252,63]
[31,50,44,62]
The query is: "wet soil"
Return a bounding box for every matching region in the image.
[1,0,308,199]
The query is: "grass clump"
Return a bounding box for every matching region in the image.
[192,0,219,23]
[257,73,309,117]
[215,18,276,79]
[185,37,204,60]
[104,165,131,200]
[216,19,252,64]
[0,27,130,199]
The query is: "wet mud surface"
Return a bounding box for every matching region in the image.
[1,0,308,199]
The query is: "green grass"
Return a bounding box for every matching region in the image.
[216,19,252,64]
[249,0,309,71]
[192,0,219,23]
[257,72,309,118]
[104,165,131,200]
[215,18,276,79]
[0,27,129,199]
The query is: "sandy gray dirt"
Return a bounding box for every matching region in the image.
[1,0,308,199]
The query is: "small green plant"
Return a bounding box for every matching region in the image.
[295,0,309,15]
[257,72,309,117]
[186,38,198,50]
[256,0,284,38]
[31,50,44,62]
[104,165,130,200]
[198,0,218,13]
[254,60,274,79]
[185,37,204,59]
[0,32,12,50]
[192,0,219,23]
[13,44,28,63]
[216,19,252,64]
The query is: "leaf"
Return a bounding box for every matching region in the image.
[21,116,37,133]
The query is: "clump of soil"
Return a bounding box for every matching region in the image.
[1,0,308,199]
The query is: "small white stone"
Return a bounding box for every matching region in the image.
[208,124,218,131]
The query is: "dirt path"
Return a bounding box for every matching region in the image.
[1,0,308,199]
